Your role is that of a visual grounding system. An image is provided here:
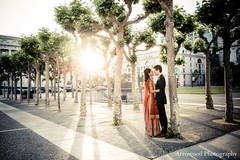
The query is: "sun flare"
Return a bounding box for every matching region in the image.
[80,53,104,72]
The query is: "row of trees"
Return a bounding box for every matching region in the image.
[0,29,71,112]
[54,0,240,133]
[0,0,239,135]
[53,0,184,133]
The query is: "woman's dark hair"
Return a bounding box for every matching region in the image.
[144,68,151,82]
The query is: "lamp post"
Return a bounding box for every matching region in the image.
[191,76,195,87]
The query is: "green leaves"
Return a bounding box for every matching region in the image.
[76,14,95,33]
[183,40,193,51]
[143,0,162,13]
[130,54,137,63]
[118,39,125,46]
[193,38,207,53]
[149,7,195,35]
[55,0,92,33]
[19,35,40,59]
[159,43,185,66]
[149,12,166,35]
[196,0,240,42]
[94,0,126,20]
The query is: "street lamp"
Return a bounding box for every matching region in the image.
[191,76,195,87]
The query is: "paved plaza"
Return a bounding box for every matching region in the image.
[0,93,240,159]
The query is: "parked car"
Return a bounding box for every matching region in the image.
[65,87,73,92]
[8,87,20,94]
[31,87,45,93]
[49,87,63,93]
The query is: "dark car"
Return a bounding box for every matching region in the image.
[8,87,20,94]
[31,87,45,93]
[66,87,73,92]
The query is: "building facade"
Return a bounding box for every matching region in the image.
[122,30,240,87]
[122,47,206,87]
[0,35,20,56]
[218,40,240,66]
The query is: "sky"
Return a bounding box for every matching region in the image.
[0,0,202,37]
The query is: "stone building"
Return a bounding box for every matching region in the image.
[122,47,206,87]
[122,32,240,87]
[0,35,20,56]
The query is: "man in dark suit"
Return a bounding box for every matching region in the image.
[154,65,168,136]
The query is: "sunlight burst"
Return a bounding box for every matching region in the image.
[80,53,104,72]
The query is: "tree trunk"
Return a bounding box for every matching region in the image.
[57,58,61,112]
[89,73,92,105]
[10,71,13,100]
[45,57,50,107]
[35,62,40,106]
[14,71,17,101]
[39,74,42,99]
[223,41,233,122]
[131,63,139,110]
[105,66,112,107]
[27,62,31,103]
[7,73,10,99]
[113,46,123,125]
[20,73,23,102]
[50,79,53,96]
[70,70,74,98]
[74,70,79,103]
[165,3,180,134]
[80,71,87,116]
[205,53,214,109]
[53,68,56,100]
[63,71,67,101]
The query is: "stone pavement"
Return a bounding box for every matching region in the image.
[0,93,240,159]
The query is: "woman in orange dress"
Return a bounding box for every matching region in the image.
[143,68,161,137]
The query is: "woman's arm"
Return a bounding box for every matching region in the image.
[149,82,158,93]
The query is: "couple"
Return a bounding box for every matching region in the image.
[143,65,168,137]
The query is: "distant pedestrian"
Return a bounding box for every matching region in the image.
[154,65,168,137]
[143,68,161,137]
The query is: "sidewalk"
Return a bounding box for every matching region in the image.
[0,93,240,159]
[156,129,240,159]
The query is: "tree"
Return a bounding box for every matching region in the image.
[52,32,71,112]
[124,27,156,110]
[0,55,13,99]
[196,0,240,122]
[9,50,29,101]
[149,6,195,66]
[185,25,219,109]
[144,0,181,134]
[37,28,55,107]
[97,38,114,107]
[55,0,98,116]
[19,35,41,104]
[93,0,151,125]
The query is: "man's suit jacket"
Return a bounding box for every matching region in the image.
[155,74,167,104]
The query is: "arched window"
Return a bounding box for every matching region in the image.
[197,59,202,74]
[197,59,202,63]
[145,61,151,68]
[237,48,240,63]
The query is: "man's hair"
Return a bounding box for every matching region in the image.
[154,65,162,73]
